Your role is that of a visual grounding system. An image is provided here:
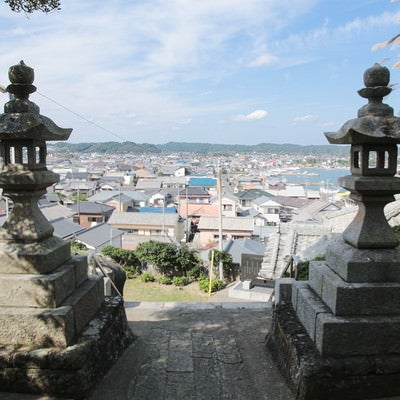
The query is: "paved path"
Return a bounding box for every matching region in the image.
[88,302,294,400]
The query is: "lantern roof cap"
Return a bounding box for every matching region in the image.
[325,63,400,145]
[0,61,71,141]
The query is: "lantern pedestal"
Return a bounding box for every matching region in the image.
[267,64,400,399]
[0,61,134,398]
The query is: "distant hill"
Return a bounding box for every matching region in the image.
[49,141,348,155]
[157,142,348,155]
[49,141,161,154]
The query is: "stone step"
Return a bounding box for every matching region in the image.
[292,281,400,357]
[326,234,400,282]
[0,236,71,274]
[0,257,88,308]
[309,261,400,316]
[0,275,104,348]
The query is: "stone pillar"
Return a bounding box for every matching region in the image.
[0,61,133,398]
[267,64,400,399]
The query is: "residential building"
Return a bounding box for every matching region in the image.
[194,216,254,248]
[108,211,184,249]
[69,201,115,228]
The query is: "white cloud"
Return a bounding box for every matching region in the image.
[293,115,318,123]
[249,53,279,67]
[234,109,268,121]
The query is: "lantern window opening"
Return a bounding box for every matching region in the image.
[35,147,40,164]
[353,150,360,169]
[368,151,378,169]
[39,145,46,165]
[22,147,28,164]
[8,146,15,164]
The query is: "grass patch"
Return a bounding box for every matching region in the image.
[124,277,210,302]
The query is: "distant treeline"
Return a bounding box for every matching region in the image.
[49,141,348,155]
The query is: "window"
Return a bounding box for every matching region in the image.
[88,216,101,223]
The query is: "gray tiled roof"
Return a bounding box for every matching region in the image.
[75,223,123,249]
[108,211,179,227]
[69,201,115,214]
[51,217,86,239]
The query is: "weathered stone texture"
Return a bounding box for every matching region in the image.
[0,297,134,398]
[0,237,71,274]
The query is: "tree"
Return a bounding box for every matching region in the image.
[372,1,400,68]
[135,241,178,276]
[5,0,60,13]
[208,250,233,280]
[175,245,202,276]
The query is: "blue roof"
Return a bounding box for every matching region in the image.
[139,206,177,214]
[188,177,217,187]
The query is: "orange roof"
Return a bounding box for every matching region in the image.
[179,201,219,217]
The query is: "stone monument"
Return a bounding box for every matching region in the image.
[267,63,400,399]
[0,61,133,398]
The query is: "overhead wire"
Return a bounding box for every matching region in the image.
[35,90,129,142]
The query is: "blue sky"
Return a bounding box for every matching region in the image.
[0,0,399,146]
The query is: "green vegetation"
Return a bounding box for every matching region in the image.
[50,141,348,156]
[124,279,209,302]
[140,273,156,282]
[6,0,60,13]
[172,276,189,287]
[69,192,88,202]
[101,243,225,295]
[284,256,326,280]
[209,250,233,279]
[71,240,89,256]
[136,241,201,277]
[158,276,172,285]
[101,245,141,278]
[50,141,161,154]
[198,278,226,293]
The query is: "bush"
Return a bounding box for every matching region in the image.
[122,264,139,279]
[198,278,226,293]
[135,241,203,277]
[135,241,178,276]
[159,276,172,285]
[172,276,189,287]
[101,245,141,276]
[187,265,207,281]
[140,273,156,282]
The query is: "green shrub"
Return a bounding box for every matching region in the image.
[122,265,139,279]
[172,276,189,287]
[198,278,226,293]
[140,273,156,282]
[101,245,141,276]
[187,265,207,281]
[159,276,172,285]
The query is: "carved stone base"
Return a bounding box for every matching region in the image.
[267,303,400,400]
[0,296,134,399]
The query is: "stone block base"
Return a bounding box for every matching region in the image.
[0,296,135,399]
[266,303,400,400]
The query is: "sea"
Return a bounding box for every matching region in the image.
[277,168,350,192]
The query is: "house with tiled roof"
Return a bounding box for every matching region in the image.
[194,216,254,248]
[74,223,124,251]
[107,211,184,249]
[69,201,115,228]
[179,187,211,204]
[235,189,273,209]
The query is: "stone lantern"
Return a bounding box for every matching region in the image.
[0,62,133,398]
[267,64,400,400]
[0,61,71,244]
[325,63,400,249]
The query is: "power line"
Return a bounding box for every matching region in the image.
[35,90,129,142]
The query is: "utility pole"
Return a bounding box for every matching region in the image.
[217,161,224,280]
[185,184,189,243]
